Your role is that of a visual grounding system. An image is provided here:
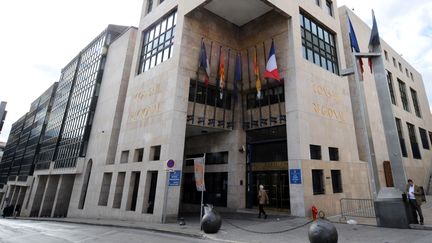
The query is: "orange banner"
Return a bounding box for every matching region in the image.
[194,157,205,191]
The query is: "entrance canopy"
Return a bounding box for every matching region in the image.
[203,0,273,26]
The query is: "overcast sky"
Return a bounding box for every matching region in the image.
[0,0,431,143]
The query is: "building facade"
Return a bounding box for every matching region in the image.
[0,0,431,222]
[0,101,6,135]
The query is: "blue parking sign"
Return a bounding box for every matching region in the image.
[290,169,302,184]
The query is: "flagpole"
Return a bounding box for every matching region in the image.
[192,38,204,124]
[200,153,206,230]
[202,41,213,125]
[222,48,231,129]
[213,47,222,127]
[262,41,272,126]
[239,52,246,129]
[231,53,240,130]
[246,49,254,128]
[255,46,263,127]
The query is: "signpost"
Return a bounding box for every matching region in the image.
[162,159,177,223]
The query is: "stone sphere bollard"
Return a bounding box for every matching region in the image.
[201,204,222,233]
[308,219,338,243]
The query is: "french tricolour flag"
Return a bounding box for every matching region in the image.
[199,41,211,87]
[264,40,281,81]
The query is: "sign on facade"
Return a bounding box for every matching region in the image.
[290,169,302,184]
[168,170,181,186]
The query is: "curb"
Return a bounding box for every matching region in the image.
[409,224,432,231]
[14,217,204,239]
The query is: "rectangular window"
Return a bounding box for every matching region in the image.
[182,172,228,206]
[392,57,396,67]
[300,12,339,74]
[329,147,339,161]
[399,62,402,72]
[138,10,177,74]
[150,145,161,161]
[395,118,408,157]
[405,68,410,78]
[325,1,333,16]
[186,152,229,166]
[98,173,112,206]
[134,148,144,162]
[189,80,232,110]
[120,150,129,163]
[398,79,410,112]
[384,50,388,61]
[312,170,325,195]
[310,145,322,160]
[146,0,153,13]
[407,123,421,159]
[315,0,321,6]
[159,0,164,4]
[113,172,126,209]
[419,128,429,150]
[429,131,432,149]
[410,72,414,81]
[142,171,158,214]
[410,88,421,118]
[126,171,141,211]
[331,170,343,193]
[245,83,285,109]
[386,70,396,105]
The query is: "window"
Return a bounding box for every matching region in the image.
[134,148,144,162]
[395,118,408,157]
[398,79,410,112]
[150,145,161,160]
[329,147,339,161]
[113,172,126,209]
[126,172,141,211]
[315,0,321,6]
[120,150,129,163]
[246,83,285,109]
[189,80,232,110]
[159,0,164,4]
[410,88,421,118]
[386,70,396,105]
[419,128,429,150]
[186,152,229,166]
[98,173,112,206]
[138,10,177,74]
[398,62,402,72]
[410,72,414,81]
[392,57,396,67]
[312,170,325,195]
[182,172,227,206]
[300,12,339,74]
[331,170,343,193]
[405,68,410,78]
[384,50,388,61]
[146,0,153,13]
[407,123,421,159]
[310,145,322,160]
[429,131,432,148]
[325,1,333,16]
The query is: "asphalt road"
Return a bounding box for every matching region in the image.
[0,219,211,243]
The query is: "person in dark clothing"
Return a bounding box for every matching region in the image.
[406,179,424,225]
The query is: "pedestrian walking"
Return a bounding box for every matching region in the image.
[258,185,269,219]
[406,179,424,225]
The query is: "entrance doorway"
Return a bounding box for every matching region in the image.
[252,170,290,210]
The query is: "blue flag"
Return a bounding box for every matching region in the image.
[348,16,360,53]
[234,54,241,102]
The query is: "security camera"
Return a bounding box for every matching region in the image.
[239,145,246,153]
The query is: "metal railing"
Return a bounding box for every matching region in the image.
[340,198,375,220]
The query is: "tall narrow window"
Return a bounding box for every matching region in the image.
[310,145,322,160]
[392,57,396,67]
[325,0,333,16]
[150,145,161,161]
[300,12,339,74]
[78,160,92,209]
[138,10,177,73]
[410,88,421,118]
[329,147,339,161]
[113,172,126,209]
[395,118,408,157]
[312,170,325,195]
[126,172,141,211]
[98,173,112,206]
[331,170,343,193]
[407,123,421,159]
[134,148,144,162]
[315,0,321,6]
[399,62,402,72]
[419,128,429,150]
[384,50,389,61]
[146,0,153,13]
[386,70,396,105]
[398,79,409,112]
[120,150,129,163]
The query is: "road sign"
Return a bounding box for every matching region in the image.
[290,169,302,184]
[168,170,181,186]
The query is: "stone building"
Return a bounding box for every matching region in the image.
[0,0,431,223]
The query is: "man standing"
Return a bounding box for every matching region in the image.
[406,179,424,225]
[258,185,269,219]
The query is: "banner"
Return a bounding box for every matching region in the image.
[194,157,206,191]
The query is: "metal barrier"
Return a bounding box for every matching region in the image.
[340,198,375,220]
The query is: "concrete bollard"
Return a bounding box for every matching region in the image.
[308,219,338,243]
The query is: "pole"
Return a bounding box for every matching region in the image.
[200,153,206,230]
[162,169,170,223]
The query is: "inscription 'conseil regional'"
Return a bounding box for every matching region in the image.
[311,83,345,122]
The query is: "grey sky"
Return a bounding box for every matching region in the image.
[0,0,431,142]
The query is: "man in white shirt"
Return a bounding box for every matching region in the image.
[405,179,424,225]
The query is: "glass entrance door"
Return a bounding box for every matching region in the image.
[252,171,290,210]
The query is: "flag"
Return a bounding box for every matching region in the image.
[348,14,364,74]
[234,53,241,102]
[254,48,262,99]
[264,40,281,81]
[368,10,381,73]
[218,49,225,99]
[194,157,205,192]
[199,41,211,87]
